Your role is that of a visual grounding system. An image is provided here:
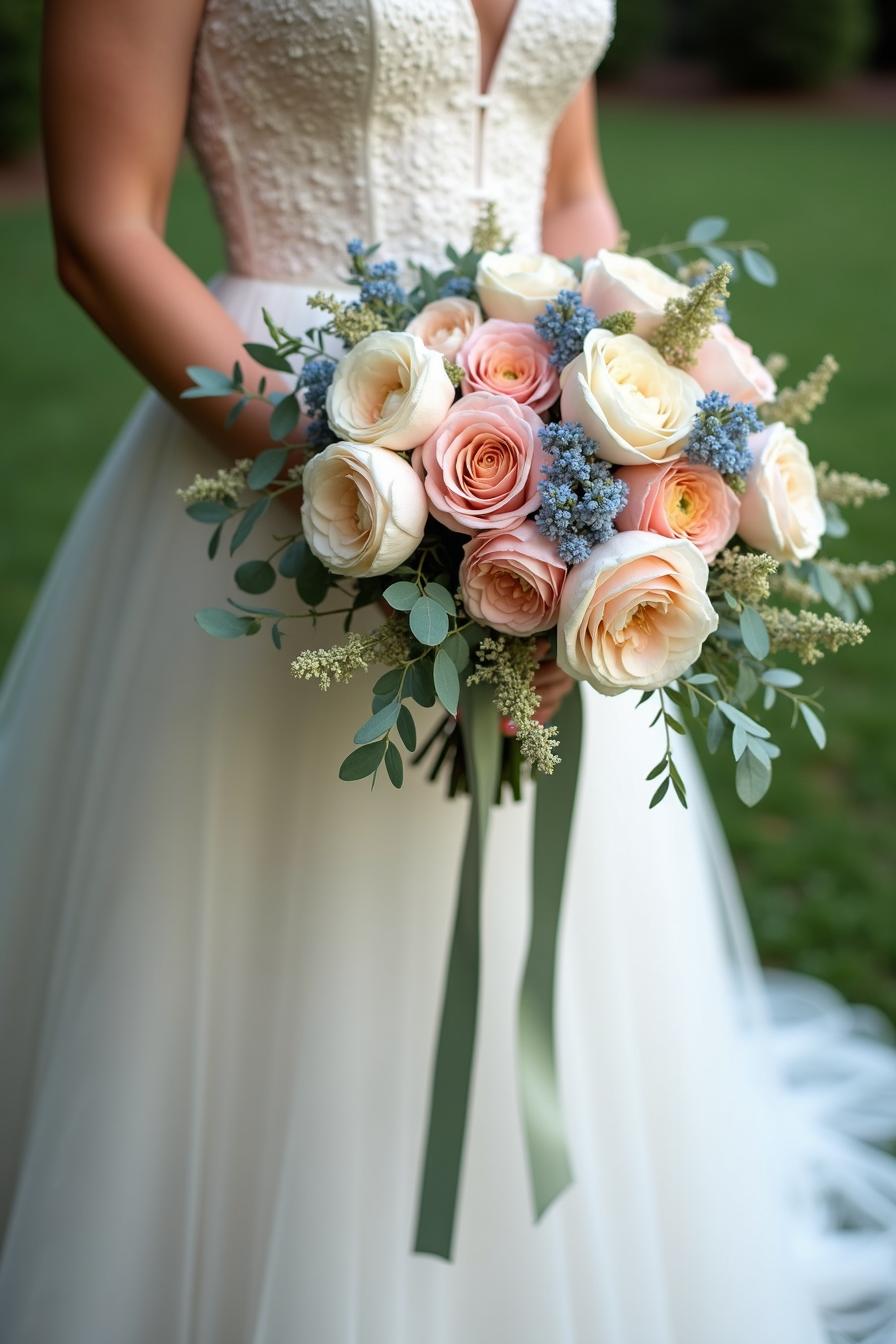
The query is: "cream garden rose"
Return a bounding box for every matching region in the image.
[580,251,688,336]
[557,531,718,695]
[405,296,482,360]
[301,440,427,577]
[326,330,455,451]
[560,329,701,467]
[738,422,825,563]
[475,250,578,324]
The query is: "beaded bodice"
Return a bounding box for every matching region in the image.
[187,0,614,285]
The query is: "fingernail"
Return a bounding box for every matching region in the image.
[501,717,518,737]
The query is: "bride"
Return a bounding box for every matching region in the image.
[2,0,895,1340]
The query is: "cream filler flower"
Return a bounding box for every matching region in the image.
[560,329,702,467]
[301,441,428,577]
[557,531,718,695]
[326,330,455,451]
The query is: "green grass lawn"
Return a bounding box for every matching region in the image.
[1,109,894,1015]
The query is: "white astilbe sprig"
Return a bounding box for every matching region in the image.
[467,636,560,775]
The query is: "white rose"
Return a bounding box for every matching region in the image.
[475,250,578,323]
[405,297,482,360]
[301,441,428,577]
[560,328,701,467]
[738,422,825,563]
[581,250,688,337]
[557,531,718,695]
[326,330,455,451]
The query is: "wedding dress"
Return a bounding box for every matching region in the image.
[1,1,895,1341]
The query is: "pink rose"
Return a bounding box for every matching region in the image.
[406,297,482,360]
[692,323,776,406]
[459,522,566,636]
[412,391,547,533]
[458,319,559,414]
[615,459,740,562]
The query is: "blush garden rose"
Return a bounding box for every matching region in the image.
[557,531,719,695]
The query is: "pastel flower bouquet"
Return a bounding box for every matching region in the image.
[180,209,890,1257]
[181,211,888,810]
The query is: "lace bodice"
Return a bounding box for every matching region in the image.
[188,0,614,285]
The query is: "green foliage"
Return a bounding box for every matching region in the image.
[699,0,873,89]
[0,0,41,160]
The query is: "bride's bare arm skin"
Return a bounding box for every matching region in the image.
[43,0,283,458]
[542,79,621,259]
[533,77,619,722]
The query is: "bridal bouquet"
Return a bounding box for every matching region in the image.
[181,211,889,810]
[179,209,889,1257]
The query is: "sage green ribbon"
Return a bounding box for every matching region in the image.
[518,682,582,1217]
[414,680,501,1259]
[414,681,583,1259]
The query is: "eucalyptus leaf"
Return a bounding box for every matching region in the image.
[407,658,436,707]
[442,631,470,672]
[295,542,330,606]
[339,739,388,781]
[230,496,270,555]
[185,365,234,392]
[243,342,294,373]
[409,595,450,646]
[735,747,772,805]
[740,606,770,660]
[208,524,223,559]
[433,648,460,716]
[353,699,401,745]
[761,668,803,689]
[385,741,404,788]
[732,724,749,760]
[278,540,306,578]
[269,393,300,441]
[248,446,289,490]
[741,248,777,287]
[382,580,420,611]
[799,702,827,750]
[397,704,417,751]
[195,607,254,639]
[424,581,456,616]
[736,662,759,704]
[717,701,771,739]
[187,500,235,524]
[687,216,727,244]
[271,623,283,650]
[234,559,276,594]
[373,667,403,696]
[706,705,726,754]
[649,778,670,809]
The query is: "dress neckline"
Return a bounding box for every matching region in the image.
[461,0,525,99]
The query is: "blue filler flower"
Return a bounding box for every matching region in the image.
[685,391,762,478]
[534,290,599,369]
[535,422,628,565]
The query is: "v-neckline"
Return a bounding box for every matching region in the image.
[461,0,525,99]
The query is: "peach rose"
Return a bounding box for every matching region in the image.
[405,297,482,360]
[557,531,718,695]
[692,322,776,406]
[459,522,566,636]
[581,250,689,337]
[412,391,547,533]
[615,460,741,562]
[458,319,559,414]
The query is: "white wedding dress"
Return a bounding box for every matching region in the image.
[1,2,895,1341]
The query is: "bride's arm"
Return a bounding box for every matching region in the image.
[541,78,621,259]
[43,0,282,457]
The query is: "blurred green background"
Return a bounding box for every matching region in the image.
[0,5,894,1017]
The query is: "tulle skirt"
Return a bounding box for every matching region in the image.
[1,275,894,1344]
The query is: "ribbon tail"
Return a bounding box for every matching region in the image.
[518,683,584,1219]
[413,681,501,1259]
